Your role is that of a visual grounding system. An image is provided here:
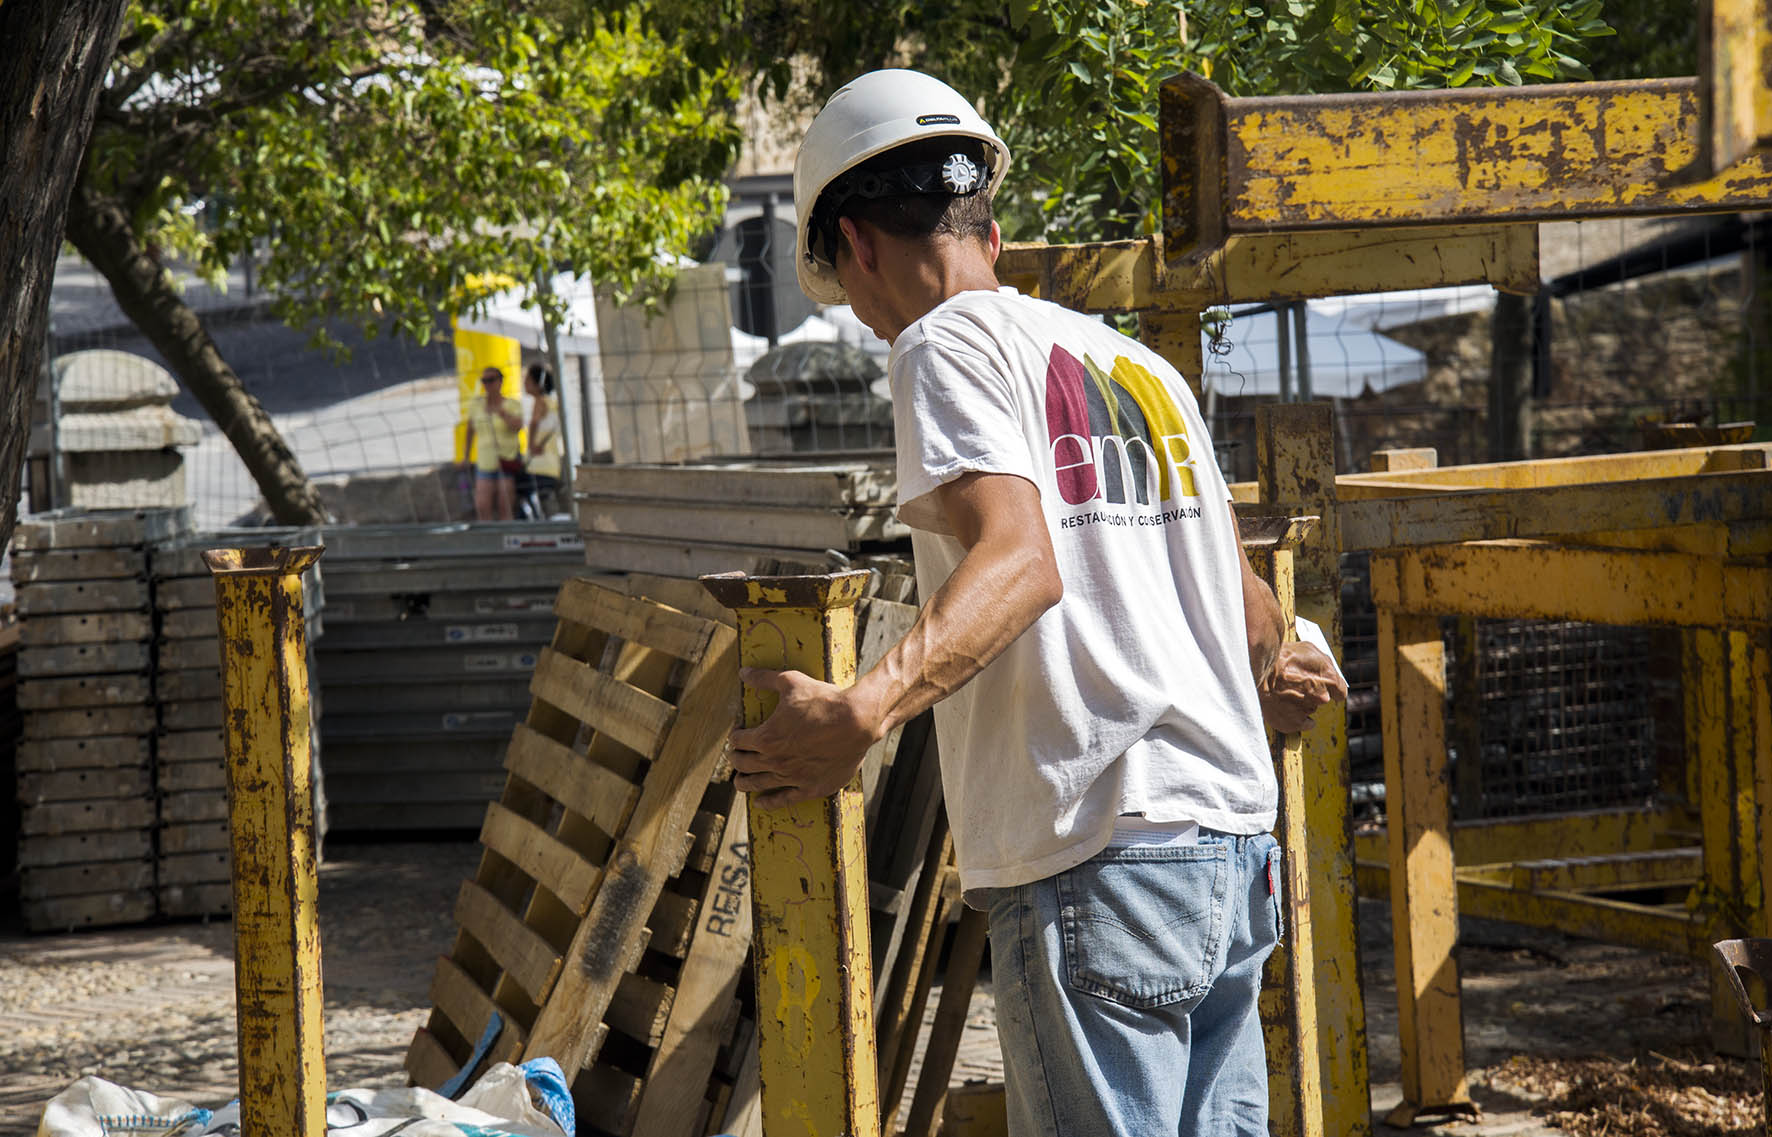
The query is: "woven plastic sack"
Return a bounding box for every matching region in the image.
[39,1062,570,1137]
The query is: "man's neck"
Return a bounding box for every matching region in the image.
[875,236,999,344]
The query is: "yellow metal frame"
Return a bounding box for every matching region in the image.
[1248,514,1328,1137]
[701,571,881,1137]
[1700,0,1772,174]
[206,546,327,1137]
[1162,73,1772,258]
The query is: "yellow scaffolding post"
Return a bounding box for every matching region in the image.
[701,570,881,1137]
[1254,404,1371,1137]
[1376,607,1476,1126]
[1245,515,1325,1137]
[205,546,327,1137]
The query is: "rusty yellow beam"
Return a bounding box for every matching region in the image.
[1376,608,1474,1125]
[700,571,881,1137]
[1336,443,1771,491]
[1338,469,1772,551]
[206,546,327,1137]
[1451,848,1700,893]
[994,224,1538,312]
[1255,405,1370,1137]
[1354,861,1698,958]
[1369,542,1772,627]
[1351,805,1697,868]
[1163,73,1772,258]
[1701,0,1772,174]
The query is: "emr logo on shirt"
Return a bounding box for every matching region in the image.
[1044,345,1201,506]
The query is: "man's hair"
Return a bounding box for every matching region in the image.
[827,137,995,259]
[480,366,503,382]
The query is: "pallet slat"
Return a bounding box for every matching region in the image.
[529,649,675,760]
[554,578,715,663]
[454,880,563,1006]
[503,726,641,842]
[480,803,604,914]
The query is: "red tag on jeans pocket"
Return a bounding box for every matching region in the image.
[1267,860,1277,895]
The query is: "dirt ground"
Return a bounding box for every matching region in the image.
[0,843,1764,1137]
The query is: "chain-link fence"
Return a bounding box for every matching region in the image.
[27,197,898,533]
[1203,215,1772,482]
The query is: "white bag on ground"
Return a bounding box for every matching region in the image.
[38,1063,569,1137]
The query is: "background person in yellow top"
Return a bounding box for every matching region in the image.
[463,366,524,520]
[523,363,564,517]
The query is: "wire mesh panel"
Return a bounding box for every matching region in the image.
[1455,619,1661,820]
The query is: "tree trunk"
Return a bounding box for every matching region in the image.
[0,0,130,552]
[65,186,327,526]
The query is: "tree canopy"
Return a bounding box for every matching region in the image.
[56,0,743,523]
[637,0,1616,242]
[95,0,742,341]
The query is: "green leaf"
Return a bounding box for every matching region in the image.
[1068,60,1094,84]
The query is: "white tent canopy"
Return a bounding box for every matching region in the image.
[1199,285,1496,399]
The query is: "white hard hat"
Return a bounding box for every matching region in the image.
[793,69,1011,305]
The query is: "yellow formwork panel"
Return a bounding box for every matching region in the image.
[1339,469,1772,551]
[1351,806,1697,869]
[206,546,327,1137]
[700,571,881,1137]
[1162,73,1772,256]
[1336,443,1771,492]
[1355,861,1697,958]
[1369,542,1772,627]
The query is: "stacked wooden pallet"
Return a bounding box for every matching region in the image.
[148,530,322,917]
[403,577,741,1131]
[406,571,960,1137]
[574,458,908,578]
[314,523,590,834]
[11,508,187,932]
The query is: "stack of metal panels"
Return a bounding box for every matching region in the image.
[148,529,322,917]
[314,522,590,833]
[574,458,907,577]
[10,508,187,931]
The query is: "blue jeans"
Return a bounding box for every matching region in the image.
[981,831,1283,1137]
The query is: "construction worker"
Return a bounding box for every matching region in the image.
[731,69,1347,1136]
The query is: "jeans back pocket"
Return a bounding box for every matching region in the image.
[1055,844,1231,1010]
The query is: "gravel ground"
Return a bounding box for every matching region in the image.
[1,845,1763,1137]
[0,842,480,1135]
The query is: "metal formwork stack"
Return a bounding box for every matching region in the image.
[10,508,188,931]
[313,522,588,833]
[148,528,323,917]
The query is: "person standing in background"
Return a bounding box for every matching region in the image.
[524,363,564,517]
[463,366,524,520]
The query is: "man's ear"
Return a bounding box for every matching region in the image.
[987,220,1002,263]
[838,216,877,275]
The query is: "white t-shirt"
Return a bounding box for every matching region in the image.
[889,287,1275,896]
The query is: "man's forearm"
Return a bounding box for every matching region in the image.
[850,535,1061,740]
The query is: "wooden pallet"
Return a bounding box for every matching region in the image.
[404,579,740,1121]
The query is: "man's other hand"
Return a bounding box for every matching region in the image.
[728,666,881,809]
[1258,641,1348,734]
